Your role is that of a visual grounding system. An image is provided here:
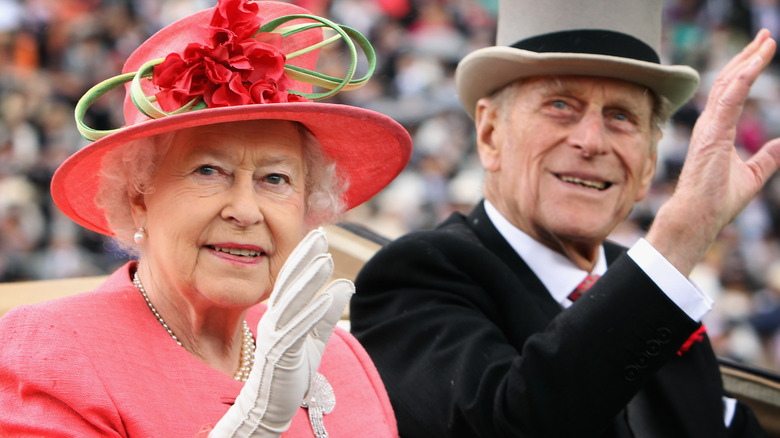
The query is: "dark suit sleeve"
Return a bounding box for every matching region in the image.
[350,229,738,437]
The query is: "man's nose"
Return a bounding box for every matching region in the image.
[568,111,608,157]
[221,176,264,226]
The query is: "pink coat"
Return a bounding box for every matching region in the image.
[0,263,397,437]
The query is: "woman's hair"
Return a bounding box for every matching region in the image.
[299,124,348,227]
[95,122,347,256]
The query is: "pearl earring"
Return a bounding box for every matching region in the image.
[133,227,147,244]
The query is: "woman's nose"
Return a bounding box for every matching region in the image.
[221,176,264,226]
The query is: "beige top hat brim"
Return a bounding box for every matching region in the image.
[455,0,700,119]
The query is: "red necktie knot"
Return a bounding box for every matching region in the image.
[568,274,600,302]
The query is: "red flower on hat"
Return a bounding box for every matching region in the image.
[152,0,307,112]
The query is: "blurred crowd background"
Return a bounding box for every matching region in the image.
[3,0,780,373]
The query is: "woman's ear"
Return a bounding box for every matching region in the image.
[475,98,502,172]
[129,192,147,229]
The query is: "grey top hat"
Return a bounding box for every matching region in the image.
[455,0,700,119]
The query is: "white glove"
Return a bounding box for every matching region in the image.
[209,227,354,437]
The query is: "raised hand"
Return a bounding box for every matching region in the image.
[647,29,780,276]
[209,228,354,437]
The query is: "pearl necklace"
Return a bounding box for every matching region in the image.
[132,271,256,382]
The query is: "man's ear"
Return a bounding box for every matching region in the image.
[475,98,502,172]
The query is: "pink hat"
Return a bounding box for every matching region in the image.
[52,0,412,236]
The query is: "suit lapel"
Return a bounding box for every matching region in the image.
[464,202,632,322]
[604,240,626,265]
[465,202,563,319]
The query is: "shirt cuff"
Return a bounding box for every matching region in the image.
[627,238,713,322]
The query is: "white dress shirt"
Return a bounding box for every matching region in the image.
[483,200,713,320]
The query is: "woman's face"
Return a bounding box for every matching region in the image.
[132,120,307,310]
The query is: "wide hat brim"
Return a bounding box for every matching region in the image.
[52,0,412,237]
[455,46,700,119]
[52,102,411,236]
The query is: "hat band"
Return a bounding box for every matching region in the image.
[511,29,660,64]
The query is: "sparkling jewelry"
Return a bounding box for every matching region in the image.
[301,372,336,438]
[132,271,255,382]
[133,227,147,244]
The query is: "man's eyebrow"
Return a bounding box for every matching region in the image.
[537,77,576,95]
[607,92,653,117]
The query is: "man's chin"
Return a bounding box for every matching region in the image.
[544,222,612,249]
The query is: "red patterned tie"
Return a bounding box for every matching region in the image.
[568,274,600,302]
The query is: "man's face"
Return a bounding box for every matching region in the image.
[476,76,659,264]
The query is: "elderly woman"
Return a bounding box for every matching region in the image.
[0,0,411,436]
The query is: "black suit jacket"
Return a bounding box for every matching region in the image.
[351,202,765,437]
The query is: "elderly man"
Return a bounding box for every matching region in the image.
[350,0,775,436]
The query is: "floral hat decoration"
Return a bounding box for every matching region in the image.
[52,0,412,236]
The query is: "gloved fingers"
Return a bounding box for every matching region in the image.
[272,290,334,369]
[310,279,354,349]
[299,281,353,400]
[273,254,334,328]
[269,227,328,308]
